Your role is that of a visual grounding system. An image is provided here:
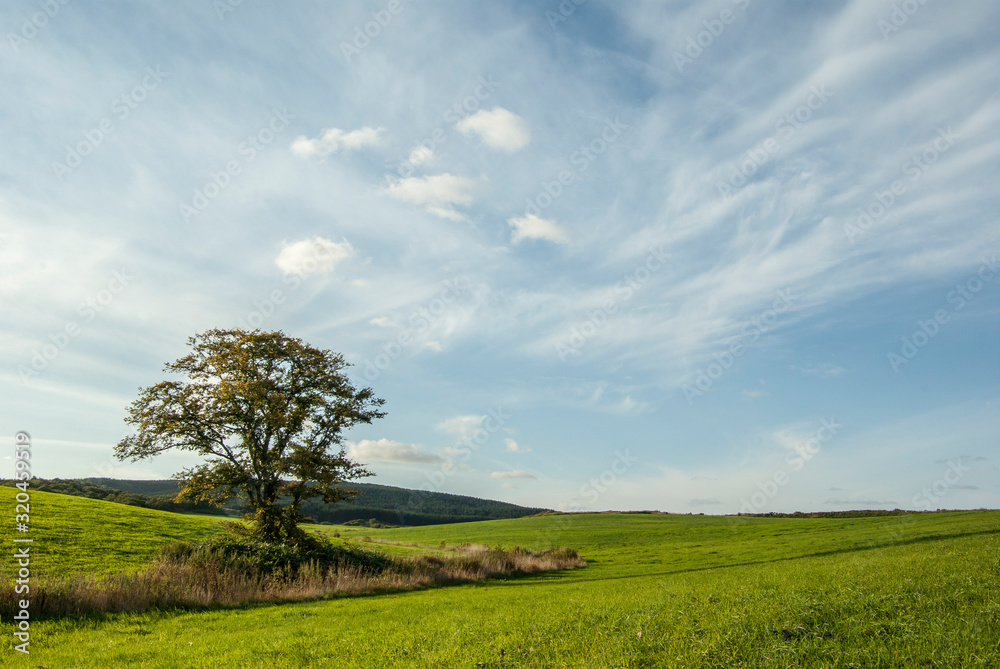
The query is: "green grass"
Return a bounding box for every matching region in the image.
[0,486,225,577]
[2,489,998,667]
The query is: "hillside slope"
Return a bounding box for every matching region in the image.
[82,477,547,525]
[0,486,224,577]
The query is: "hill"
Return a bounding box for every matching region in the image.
[2,477,549,526]
[0,485,224,577]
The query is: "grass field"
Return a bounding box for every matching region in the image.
[2,486,999,667]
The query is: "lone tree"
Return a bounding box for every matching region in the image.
[115,328,385,544]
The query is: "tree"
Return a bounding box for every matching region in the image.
[115,328,385,544]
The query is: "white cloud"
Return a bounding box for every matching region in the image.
[408,145,434,165]
[426,205,468,221]
[369,316,396,328]
[504,438,531,453]
[489,469,537,480]
[507,214,570,244]
[346,439,444,465]
[436,414,485,439]
[275,237,354,275]
[290,126,385,158]
[457,107,531,152]
[384,173,480,220]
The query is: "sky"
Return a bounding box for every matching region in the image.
[2,0,998,514]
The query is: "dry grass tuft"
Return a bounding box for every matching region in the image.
[0,544,584,618]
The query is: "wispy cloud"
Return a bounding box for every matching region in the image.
[489,469,537,480]
[384,173,480,220]
[291,126,385,158]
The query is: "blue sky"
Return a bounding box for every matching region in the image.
[2,0,998,514]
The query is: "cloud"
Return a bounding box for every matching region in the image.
[489,469,537,480]
[824,498,898,506]
[369,316,396,328]
[687,498,722,506]
[741,389,769,399]
[504,438,531,453]
[384,173,480,220]
[346,439,444,465]
[408,145,433,165]
[275,237,354,275]
[456,107,530,152]
[501,482,518,489]
[290,126,385,158]
[436,415,486,439]
[507,214,570,244]
[791,364,846,377]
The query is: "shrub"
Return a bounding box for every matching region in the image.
[157,534,392,578]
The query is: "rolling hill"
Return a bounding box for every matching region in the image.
[1,477,549,526]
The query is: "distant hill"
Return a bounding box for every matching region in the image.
[1,478,548,526]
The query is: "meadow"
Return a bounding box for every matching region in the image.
[2,486,998,667]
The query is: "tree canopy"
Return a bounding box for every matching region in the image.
[115,328,385,543]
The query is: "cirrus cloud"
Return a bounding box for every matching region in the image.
[489,469,537,480]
